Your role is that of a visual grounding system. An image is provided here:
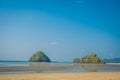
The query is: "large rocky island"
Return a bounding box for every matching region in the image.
[73,53,104,64]
[29,51,51,62]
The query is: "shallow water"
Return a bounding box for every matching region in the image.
[0,62,120,74]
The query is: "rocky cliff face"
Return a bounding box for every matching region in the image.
[73,53,104,64]
[29,51,51,62]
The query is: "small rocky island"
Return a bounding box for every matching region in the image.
[73,53,105,64]
[29,51,51,62]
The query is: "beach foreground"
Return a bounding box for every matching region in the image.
[0,72,120,80]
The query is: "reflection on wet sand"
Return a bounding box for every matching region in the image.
[0,62,120,74]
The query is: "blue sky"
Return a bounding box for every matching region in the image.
[0,0,120,61]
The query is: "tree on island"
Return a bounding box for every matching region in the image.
[29,51,51,62]
[73,53,105,64]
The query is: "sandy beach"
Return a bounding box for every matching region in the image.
[0,72,120,80]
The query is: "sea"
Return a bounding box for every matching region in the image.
[0,61,120,74]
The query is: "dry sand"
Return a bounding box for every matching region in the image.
[0,72,120,80]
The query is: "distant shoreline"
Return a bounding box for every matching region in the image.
[0,60,28,62]
[0,60,120,65]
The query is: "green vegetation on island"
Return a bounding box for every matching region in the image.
[73,53,104,64]
[29,51,51,62]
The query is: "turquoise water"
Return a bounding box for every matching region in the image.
[0,62,120,74]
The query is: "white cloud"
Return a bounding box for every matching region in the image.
[80,49,85,52]
[75,0,84,4]
[50,42,58,45]
[74,0,85,7]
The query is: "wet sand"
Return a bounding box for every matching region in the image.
[1,63,120,73]
[0,72,120,80]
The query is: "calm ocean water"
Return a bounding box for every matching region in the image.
[0,62,120,74]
